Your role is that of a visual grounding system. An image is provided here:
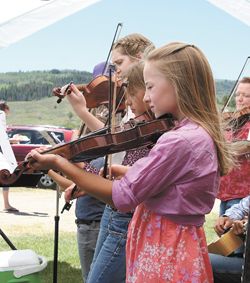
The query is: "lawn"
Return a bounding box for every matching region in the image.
[0,211,219,283]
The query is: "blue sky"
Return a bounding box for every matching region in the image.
[0,0,249,80]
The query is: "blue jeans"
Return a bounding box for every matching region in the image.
[86,205,133,283]
[76,221,101,282]
[209,253,243,283]
[219,198,242,216]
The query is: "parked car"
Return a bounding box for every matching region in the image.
[6,125,75,189]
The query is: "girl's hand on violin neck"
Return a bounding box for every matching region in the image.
[99,164,129,180]
[64,183,85,202]
[25,146,51,160]
[28,149,61,171]
[66,83,87,108]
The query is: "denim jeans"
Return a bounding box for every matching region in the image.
[86,205,133,283]
[209,253,243,283]
[76,221,101,282]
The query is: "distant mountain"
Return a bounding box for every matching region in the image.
[215,79,235,99]
[0,70,235,104]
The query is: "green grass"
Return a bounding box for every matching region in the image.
[0,212,219,283]
[0,232,82,283]
[7,97,82,129]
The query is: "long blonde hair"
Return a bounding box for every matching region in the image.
[113,33,154,62]
[146,42,234,176]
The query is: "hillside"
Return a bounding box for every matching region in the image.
[0,70,236,128]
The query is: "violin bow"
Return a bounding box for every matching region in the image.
[221,56,250,112]
[102,23,122,76]
[102,23,123,179]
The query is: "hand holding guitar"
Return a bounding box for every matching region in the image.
[214,216,234,236]
[231,219,247,236]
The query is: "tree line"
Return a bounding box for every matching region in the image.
[0,69,92,101]
[0,70,235,105]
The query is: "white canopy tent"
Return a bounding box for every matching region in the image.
[207,0,250,27]
[0,0,100,48]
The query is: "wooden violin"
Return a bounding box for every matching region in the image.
[222,106,250,121]
[53,75,126,112]
[0,115,174,186]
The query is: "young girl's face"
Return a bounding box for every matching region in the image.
[126,89,148,117]
[112,48,137,78]
[143,62,181,119]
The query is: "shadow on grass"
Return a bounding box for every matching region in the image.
[41,260,82,283]
[0,211,49,217]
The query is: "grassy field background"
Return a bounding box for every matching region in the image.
[7,97,82,129]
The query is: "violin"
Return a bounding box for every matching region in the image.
[222,106,250,131]
[53,75,126,112]
[222,106,250,121]
[0,116,174,186]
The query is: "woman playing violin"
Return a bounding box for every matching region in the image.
[218,77,250,216]
[28,42,234,283]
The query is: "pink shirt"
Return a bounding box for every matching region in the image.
[112,119,219,226]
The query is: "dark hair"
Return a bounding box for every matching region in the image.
[0,101,9,112]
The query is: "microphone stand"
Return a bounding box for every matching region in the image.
[53,184,61,283]
[0,228,17,250]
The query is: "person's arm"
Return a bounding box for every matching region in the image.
[67,84,104,131]
[28,150,114,206]
[224,196,250,220]
[47,170,73,191]
[47,162,85,191]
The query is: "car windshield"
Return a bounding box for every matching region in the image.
[7,129,64,145]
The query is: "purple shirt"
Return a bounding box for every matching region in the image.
[112,119,220,226]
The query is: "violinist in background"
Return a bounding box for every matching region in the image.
[28,42,234,283]
[48,62,110,282]
[217,77,250,216]
[60,33,155,283]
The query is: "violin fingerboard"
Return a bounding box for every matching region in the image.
[241,205,250,283]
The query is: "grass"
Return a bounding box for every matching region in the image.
[0,212,219,283]
[7,97,82,129]
[0,232,82,283]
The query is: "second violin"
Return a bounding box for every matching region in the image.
[53,75,126,112]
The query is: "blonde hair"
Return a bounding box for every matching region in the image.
[146,42,234,176]
[113,33,154,62]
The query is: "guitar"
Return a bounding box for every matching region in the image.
[208,228,244,256]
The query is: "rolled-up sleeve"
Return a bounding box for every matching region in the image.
[112,133,192,212]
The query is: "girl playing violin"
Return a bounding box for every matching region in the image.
[218,77,250,215]
[28,42,234,282]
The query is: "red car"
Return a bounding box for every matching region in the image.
[6,125,75,189]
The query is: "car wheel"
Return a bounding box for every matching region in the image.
[37,174,56,190]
